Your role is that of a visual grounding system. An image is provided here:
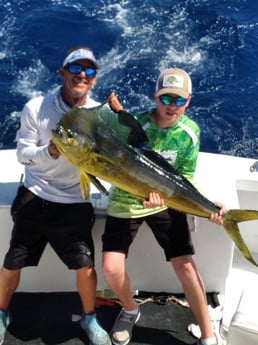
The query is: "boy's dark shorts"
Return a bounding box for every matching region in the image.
[4,186,95,270]
[102,208,195,261]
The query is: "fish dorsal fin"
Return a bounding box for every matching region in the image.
[116,110,149,147]
[92,103,149,147]
[139,146,182,176]
[135,146,204,196]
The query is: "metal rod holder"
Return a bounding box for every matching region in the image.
[250,161,258,172]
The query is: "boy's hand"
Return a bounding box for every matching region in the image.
[209,202,227,226]
[143,192,164,208]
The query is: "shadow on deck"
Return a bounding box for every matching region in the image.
[4,292,219,345]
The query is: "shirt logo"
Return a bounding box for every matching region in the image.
[159,150,178,164]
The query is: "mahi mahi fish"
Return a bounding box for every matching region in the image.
[52,103,258,266]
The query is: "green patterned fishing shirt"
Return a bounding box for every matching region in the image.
[107,109,200,218]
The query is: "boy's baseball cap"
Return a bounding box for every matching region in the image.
[62,48,99,69]
[155,68,192,98]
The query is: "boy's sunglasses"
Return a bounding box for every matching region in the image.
[66,64,97,78]
[159,94,187,107]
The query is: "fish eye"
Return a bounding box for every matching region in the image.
[55,128,63,136]
[66,129,78,138]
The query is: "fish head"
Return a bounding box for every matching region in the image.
[51,107,97,166]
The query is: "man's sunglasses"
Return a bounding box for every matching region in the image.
[159,94,187,107]
[66,64,97,78]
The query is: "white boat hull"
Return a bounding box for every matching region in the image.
[0,149,257,293]
[1,149,258,344]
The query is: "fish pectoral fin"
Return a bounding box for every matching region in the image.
[79,171,91,199]
[224,209,258,266]
[94,153,118,166]
[88,174,109,195]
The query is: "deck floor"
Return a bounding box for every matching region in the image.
[4,292,220,345]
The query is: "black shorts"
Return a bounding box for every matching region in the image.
[102,209,195,261]
[4,186,95,270]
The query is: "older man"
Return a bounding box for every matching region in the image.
[0,46,111,345]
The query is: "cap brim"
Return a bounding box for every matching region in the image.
[68,59,99,69]
[155,87,189,98]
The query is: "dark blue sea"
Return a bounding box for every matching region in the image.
[1,0,258,158]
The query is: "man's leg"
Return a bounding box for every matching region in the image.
[0,267,21,344]
[77,266,111,345]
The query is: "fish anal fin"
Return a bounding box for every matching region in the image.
[88,174,109,195]
[79,171,91,199]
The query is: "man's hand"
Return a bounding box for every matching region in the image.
[143,192,164,208]
[48,140,60,159]
[107,92,124,113]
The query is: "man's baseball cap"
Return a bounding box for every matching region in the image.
[62,48,99,69]
[155,68,192,98]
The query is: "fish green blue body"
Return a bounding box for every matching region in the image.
[52,103,258,267]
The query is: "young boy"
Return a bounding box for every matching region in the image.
[103,68,225,345]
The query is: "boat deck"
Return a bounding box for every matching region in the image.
[4,291,220,345]
[4,249,257,345]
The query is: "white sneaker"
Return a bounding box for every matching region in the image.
[197,332,225,345]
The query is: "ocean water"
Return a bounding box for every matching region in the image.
[1,0,258,158]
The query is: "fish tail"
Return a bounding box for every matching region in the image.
[223,209,258,266]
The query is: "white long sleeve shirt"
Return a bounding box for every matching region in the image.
[16,87,100,203]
